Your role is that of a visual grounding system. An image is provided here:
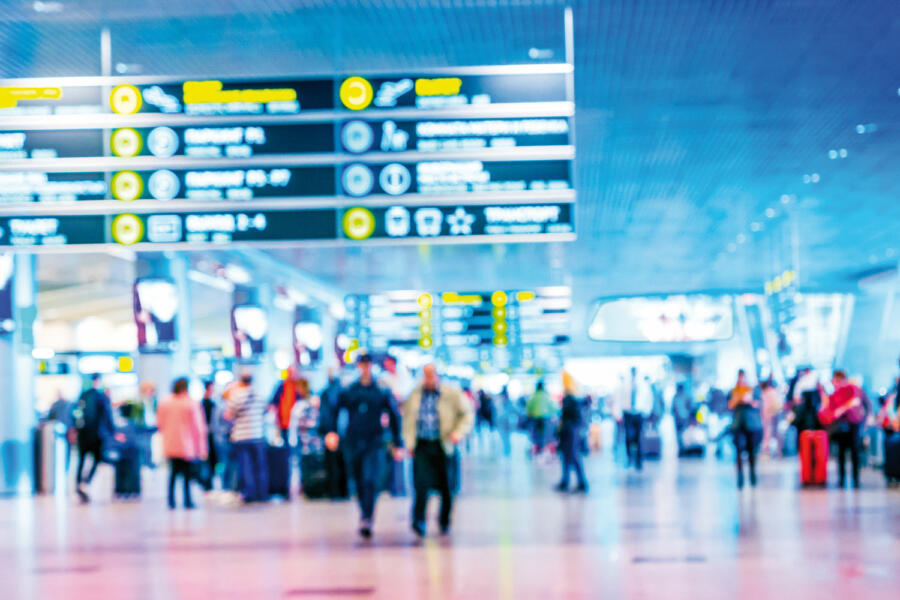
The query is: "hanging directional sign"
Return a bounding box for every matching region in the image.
[0,65,576,249]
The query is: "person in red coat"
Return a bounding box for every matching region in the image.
[820,370,865,488]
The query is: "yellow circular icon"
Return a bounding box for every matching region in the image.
[111,213,144,246]
[111,170,144,202]
[418,337,433,350]
[110,84,143,115]
[342,207,375,240]
[491,291,508,306]
[110,128,143,157]
[339,77,373,110]
[417,293,433,309]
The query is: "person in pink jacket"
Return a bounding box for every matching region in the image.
[156,377,208,509]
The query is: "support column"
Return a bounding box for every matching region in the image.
[0,254,37,496]
[135,252,192,417]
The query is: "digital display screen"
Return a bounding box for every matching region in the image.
[588,295,735,343]
[134,278,179,352]
[109,166,335,202]
[0,85,103,116]
[340,160,570,197]
[0,214,107,246]
[353,73,568,110]
[0,171,107,203]
[347,287,571,354]
[130,79,334,115]
[117,123,335,158]
[0,129,104,160]
[343,202,574,240]
[232,304,268,361]
[293,305,323,365]
[0,68,574,250]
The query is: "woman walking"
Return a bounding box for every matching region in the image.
[157,377,208,509]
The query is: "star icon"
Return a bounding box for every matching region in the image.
[447,207,475,236]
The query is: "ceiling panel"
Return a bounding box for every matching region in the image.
[5,0,898,352]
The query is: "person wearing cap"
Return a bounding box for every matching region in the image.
[401,363,474,537]
[324,353,403,539]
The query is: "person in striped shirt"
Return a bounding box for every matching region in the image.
[224,369,269,503]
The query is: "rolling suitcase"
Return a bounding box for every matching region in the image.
[641,425,662,458]
[883,432,900,484]
[267,445,291,499]
[114,446,141,499]
[679,425,707,457]
[799,430,828,486]
[300,450,329,499]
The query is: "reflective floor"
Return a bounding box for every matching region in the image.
[3,434,899,599]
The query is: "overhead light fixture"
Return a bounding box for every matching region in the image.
[736,233,747,244]
[223,264,251,285]
[32,347,55,360]
[273,295,294,312]
[329,301,347,320]
[528,48,555,60]
[187,269,234,292]
[286,288,309,305]
[750,222,762,232]
[765,208,777,218]
[33,1,64,13]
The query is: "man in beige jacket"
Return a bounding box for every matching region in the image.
[402,364,474,537]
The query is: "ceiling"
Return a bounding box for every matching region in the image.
[6,0,899,353]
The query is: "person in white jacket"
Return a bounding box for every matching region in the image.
[613,368,653,470]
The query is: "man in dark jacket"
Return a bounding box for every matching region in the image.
[324,353,403,539]
[318,368,348,499]
[556,372,588,493]
[75,374,116,503]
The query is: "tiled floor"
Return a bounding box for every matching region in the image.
[2,435,899,599]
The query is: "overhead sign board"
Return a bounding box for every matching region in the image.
[0,66,575,249]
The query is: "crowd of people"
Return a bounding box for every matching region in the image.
[53,352,900,538]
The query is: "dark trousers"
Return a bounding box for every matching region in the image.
[558,435,587,489]
[223,441,239,491]
[733,426,757,485]
[623,412,644,469]
[531,418,548,451]
[203,435,218,491]
[76,441,102,486]
[168,458,194,508]
[234,439,268,502]
[325,447,349,499]
[348,446,382,522]
[412,439,453,529]
[832,425,861,486]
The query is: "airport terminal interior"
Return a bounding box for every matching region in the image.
[1,1,899,598]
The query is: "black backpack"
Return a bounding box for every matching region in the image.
[75,390,100,432]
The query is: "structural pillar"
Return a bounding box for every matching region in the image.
[0,254,37,496]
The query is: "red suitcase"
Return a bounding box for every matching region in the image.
[799,430,828,485]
